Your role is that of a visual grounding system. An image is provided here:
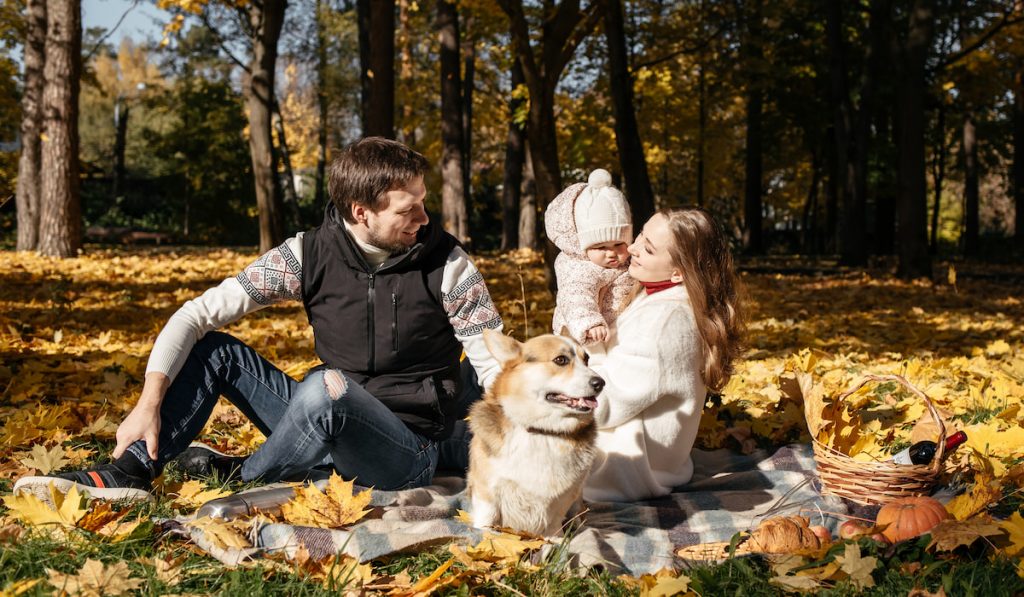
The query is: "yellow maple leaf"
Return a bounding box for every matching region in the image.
[2,484,88,527]
[464,531,546,564]
[187,516,251,550]
[46,559,143,597]
[279,473,373,529]
[16,444,70,475]
[0,579,41,597]
[137,555,186,586]
[833,542,877,590]
[964,421,1024,463]
[171,480,232,510]
[927,516,1004,552]
[641,571,692,597]
[999,511,1024,557]
[944,476,1002,520]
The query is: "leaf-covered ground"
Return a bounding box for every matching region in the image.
[0,248,1022,595]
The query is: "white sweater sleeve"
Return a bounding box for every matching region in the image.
[441,246,504,389]
[145,234,305,381]
[592,298,702,429]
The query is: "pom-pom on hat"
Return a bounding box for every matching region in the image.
[573,169,633,250]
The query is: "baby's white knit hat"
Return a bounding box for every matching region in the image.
[573,169,632,250]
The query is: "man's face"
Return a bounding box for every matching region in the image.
[358,176,429,253]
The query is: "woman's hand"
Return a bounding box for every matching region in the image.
[112,372,169,460]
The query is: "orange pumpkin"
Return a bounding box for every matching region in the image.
[875,496,949,543]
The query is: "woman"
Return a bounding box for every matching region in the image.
[584,207,743,502]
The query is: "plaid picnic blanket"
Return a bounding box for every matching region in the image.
[176,444,849,576]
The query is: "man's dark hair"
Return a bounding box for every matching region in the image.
[328,137,430,223]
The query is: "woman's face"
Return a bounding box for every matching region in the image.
[628,213,683,283]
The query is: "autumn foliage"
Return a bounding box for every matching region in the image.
[1,248,1023,593]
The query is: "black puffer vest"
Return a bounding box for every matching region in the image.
[301,205,463,439]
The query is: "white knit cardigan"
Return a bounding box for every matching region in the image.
[584,284,706,502]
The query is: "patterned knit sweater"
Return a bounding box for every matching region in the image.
[544,182,634,345]
[145,228,504,390]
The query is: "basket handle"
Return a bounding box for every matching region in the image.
[835,374,948,471]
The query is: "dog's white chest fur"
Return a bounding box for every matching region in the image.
[471,427,595,537]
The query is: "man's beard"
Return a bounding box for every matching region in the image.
[366,226,415,254]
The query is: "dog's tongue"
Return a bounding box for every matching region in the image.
[582,396,598,409]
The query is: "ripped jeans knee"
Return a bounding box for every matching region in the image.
[322,369,348,401]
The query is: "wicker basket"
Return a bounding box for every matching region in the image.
[812,374,947,506]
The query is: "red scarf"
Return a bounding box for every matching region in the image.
[640,280,679,295]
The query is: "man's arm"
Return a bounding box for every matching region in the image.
[441,247,504,390]
[113,236,305,459]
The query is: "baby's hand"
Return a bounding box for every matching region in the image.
[585,324,609,344]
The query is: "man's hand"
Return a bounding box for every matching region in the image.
[585,324,609,344]
[112,372,169,460]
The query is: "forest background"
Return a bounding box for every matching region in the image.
[1,0,1022,275]
[2,1,1024,594]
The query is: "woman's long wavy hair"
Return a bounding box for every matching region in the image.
[656,207,744,392]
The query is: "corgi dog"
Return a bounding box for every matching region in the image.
[467,329,604,537]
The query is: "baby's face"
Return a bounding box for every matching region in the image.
[586,241,630,268]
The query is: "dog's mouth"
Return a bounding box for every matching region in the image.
[546,393,599,412]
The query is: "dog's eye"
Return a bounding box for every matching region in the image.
[553,355,570,366]
[582,353,590,365]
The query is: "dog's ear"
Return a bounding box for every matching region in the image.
[483,329,522,365]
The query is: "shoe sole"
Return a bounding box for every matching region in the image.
[12,476,154,507]
[187,441,233,458]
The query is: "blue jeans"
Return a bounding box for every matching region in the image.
[126,331,479,490]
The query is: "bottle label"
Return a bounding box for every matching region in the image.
[891,451,915,466]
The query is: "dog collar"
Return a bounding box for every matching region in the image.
[526,422,595,438]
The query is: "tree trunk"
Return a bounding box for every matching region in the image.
[15,0,46,251]
[1014,64,1024,252]
[895,0,935,279]
[519,141,537,249]
[825,0,857,264]
[397,0,416,145]
[697,60,706,208]
[930,96,946,253]
[315,0,327,208]
[248,0,288,253]
[962,113,979,256]
[803,147,822,254]
[742,0,764,254]
[38,0,81,258]
[273,100,300,230]
[603,0,655,233]
[875,106,896,254]
[462,13,475,207]
[497,0,603,287]
[112,99,128,199]
[437,0,468,243]
[501,56,526,251]
[359,0,395,138]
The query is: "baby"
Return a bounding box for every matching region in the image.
[545,169,633,347]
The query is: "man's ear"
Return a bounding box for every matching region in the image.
[483,329,522,366]
[351,202,367,225]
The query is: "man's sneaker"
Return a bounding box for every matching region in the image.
[12,463,153,506]
[172,443,247,482]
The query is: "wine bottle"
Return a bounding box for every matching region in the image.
[891,431,968,466]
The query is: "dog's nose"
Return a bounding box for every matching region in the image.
[590,376,605,393]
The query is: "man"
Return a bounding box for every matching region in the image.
[14,137,503,502]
